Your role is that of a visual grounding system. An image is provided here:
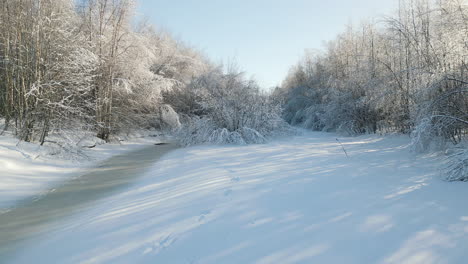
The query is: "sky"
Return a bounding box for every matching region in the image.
[137,0,399,89]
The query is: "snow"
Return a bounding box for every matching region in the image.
[0,131,165,209]
[4,132,468,263]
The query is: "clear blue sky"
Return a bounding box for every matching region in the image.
[137,0,398,89]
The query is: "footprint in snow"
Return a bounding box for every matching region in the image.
[198,210,212,222]
[231,177,240,182]
[143,234,176,255]
[224,189,233,197]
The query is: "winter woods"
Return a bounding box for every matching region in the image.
[279,0,467,142]
[278,0,467,180]
[0,0,287,148]
[0,0,209,143]
[2,0,465,164]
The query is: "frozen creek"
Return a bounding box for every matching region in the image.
[0,143,176,261]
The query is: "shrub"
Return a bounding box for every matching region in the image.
[444,149,468,182]
[173,69,291,146]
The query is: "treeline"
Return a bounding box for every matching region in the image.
[278,0,467,149]
[0,0,286,147]
[0,0,209,143]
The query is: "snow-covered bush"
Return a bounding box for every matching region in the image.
[176,117,273,146]
[411,76,468,152]
[173,69,291,146]
[444,149,468,182]
[410,117,448,153]
[410,118,436,152]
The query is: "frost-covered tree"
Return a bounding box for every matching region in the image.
[0,0,98,143]
[76,0,136,140]
[112,25,209,133]
[0,0,210,145]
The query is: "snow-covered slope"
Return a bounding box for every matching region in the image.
[6,132,468,263]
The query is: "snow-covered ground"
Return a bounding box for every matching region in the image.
[0,131,165,209]
[4,132,468,263]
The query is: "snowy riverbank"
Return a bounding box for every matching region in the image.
[5,131,468,263]
[0,131,166,209]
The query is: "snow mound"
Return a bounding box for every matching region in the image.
[159,104,181,130]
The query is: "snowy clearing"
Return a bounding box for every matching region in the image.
[0,132,166,209]
[3,132,468,264]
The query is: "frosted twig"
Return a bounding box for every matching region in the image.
[336,138,349,158]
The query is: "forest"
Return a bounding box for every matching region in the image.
[0,0,284,148]
[0,0,467,178]
[277,0,467,180]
